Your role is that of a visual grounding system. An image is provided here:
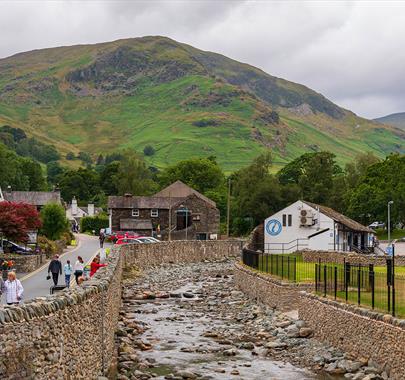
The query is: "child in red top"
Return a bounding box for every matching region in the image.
[90,256,106,277]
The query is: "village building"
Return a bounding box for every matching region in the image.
[66,197,103,228]
[107,181,220,240]
[264,200,375,254]
[0,186,61,210]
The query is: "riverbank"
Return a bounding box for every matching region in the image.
[116,260,385,380]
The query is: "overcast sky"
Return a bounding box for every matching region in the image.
[1,0,404,119]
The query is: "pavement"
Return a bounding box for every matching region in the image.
[1,234,108,303]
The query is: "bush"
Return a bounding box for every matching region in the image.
[192,119,219,128]
[37,235,58,256]
[143,145,155,156]
[80,215,109,234]
[40,203,69,240]
[66,152,75,160]
[61,231,74,246]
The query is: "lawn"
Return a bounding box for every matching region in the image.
[375,228,405,241]
[254,253,405,318]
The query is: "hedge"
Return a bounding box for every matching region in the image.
[80,215,109,233]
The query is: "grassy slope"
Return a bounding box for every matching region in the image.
[0,36,404,171]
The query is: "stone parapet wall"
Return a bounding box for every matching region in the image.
[122,240,244,269]
[0,254,47,273]
[299,292,405,379]
[300,249,405,266]
[0,240,241,379]
[234,262,311,311]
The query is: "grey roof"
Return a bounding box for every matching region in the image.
[108,196,180,209]
[80,206,103,214]
[154,180,216,207]
[303,201,373,233]
[3,191,61,206]
[120,219,153,230]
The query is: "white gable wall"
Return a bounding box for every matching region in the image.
[264,200,335,253]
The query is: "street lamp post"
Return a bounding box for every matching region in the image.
[388,200,394,244]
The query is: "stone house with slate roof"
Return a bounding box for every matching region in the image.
[0,187,61,210]
[107,181,220,240]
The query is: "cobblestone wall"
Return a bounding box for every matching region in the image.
[0,240,241,379]
[0,253,47,273]
[122,240,243,269]
[299,292,405,379]
[234,262,311,311]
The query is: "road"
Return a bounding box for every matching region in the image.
[2,234,105,303]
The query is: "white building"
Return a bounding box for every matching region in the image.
[66,197,102,227]
[264,200,375,254]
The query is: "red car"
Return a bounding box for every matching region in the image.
[115,238,140,245]
[111,231,140,242]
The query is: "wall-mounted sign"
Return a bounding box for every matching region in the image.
[265,219,282,236]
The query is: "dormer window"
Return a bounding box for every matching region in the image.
[132,209,139,217]
[151,209,159,217]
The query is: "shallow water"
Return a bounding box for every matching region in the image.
[128,291,327,380]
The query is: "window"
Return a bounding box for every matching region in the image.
[151,209,159,217]
[132,209,139,217]
[193,214,201,221]
[282,214,287,227]
[288,214,292,227]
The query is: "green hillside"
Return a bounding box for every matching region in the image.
[375,112,405,130]
[0,36,404,172]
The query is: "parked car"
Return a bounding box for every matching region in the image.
[1,240,33,254]
[111,231,141,242]
[115,238,140,245]
[368,221,385,229]
[133,237,159,244]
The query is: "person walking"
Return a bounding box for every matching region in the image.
[64,260,73,288]
[48,255,62,286]
[2,271,23,305]
[74,256,85,285]
[99,232,105,248]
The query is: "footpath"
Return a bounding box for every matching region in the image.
[1,234,105,302]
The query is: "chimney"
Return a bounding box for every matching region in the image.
[88,203,95,217]
[72,197,78,215]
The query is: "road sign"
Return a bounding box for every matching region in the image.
[386,246,393,256]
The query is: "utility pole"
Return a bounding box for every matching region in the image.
[226,178,231,238]
[388,200,394,244]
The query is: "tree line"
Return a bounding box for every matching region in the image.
[1,124,403,235]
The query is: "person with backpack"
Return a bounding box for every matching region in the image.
[64,260,73,288]
[74,256,84,285]
[48,255,62,286]
[2,271,23,305]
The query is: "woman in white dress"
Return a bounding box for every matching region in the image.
[2,271,24,305]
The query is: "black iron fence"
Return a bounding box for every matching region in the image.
[242,248,405,317]
[315,259,403,316]
[242,248,315,283]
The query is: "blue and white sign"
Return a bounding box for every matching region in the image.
[266,219,282,236]
[386,246,393,256]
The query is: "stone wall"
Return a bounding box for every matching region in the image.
[300,249,405,266]
[0,253,47,273]
[0,240,241,379]
[299,292,405,379]
[234,262,311,311]
[122,240,243,269]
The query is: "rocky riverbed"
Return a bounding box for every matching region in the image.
[116,260,389,380]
